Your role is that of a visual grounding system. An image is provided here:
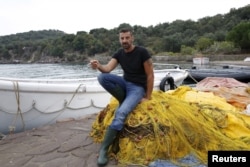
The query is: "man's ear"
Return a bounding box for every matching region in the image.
[132,36,134,42]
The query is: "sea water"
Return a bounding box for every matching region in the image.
[0,63,115,79]
[0,62,193,79]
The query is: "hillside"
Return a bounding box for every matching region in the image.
[0,5,249,64]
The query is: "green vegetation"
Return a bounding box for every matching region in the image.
[0,5,249,63]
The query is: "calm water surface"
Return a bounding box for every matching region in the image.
[0,63,106,79]
[0,62,217,79]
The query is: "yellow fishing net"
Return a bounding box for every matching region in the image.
[90,86,250,166]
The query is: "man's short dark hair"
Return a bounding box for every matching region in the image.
[119,28,133,35]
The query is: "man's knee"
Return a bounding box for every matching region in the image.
[97,73,108,84]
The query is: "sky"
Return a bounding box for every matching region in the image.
[0,0,249,36]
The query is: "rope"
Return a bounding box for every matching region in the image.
[90,87,250,166]
[10,81,25,133]
[1,82,105,134]
[187,71,199,83]
[41,84,86,125]
[67,83,84,105]
[0,97,104,114]
[0,84,104,114]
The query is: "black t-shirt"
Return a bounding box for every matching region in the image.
[112,46,151,87]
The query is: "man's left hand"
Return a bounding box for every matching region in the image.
[140,97,150,103]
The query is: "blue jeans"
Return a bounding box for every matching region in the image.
[98,73,145,131]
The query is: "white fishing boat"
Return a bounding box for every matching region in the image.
[0,64,188,134]
[244,57,250,62]
[193,57,209,65]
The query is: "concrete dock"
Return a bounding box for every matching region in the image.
[0,114,141,167]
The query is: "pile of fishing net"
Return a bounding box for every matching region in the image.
[194,77,250,110]
[90,85,250,166]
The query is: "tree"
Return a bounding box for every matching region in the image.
[163,33,182,52]
[226,22,250,50]
[181,45,196,55]
[208,41,239,54]
[117,23,132,30]
[72,35,86,53]
[195,37,213,52]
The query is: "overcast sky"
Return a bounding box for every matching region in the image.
[0,0,249,36]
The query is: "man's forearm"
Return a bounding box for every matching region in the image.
[145,75,154,99]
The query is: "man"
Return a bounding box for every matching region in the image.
[90,28,154,166]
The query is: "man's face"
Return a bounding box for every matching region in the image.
[119,32,134,50]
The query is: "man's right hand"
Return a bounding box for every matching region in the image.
[90,60,99,69]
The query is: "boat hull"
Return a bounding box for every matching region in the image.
[186,68,250,83]
[0,80,111,133]
[0,68,188,134]
[244,57,250,62]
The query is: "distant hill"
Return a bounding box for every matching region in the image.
[0,5,249,64]
[0,30,65,44]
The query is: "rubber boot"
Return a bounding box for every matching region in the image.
[97,127,118,166]
[108,86,125,104]
[111,133,120,154]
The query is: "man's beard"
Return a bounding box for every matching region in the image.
[122,43,131,49]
